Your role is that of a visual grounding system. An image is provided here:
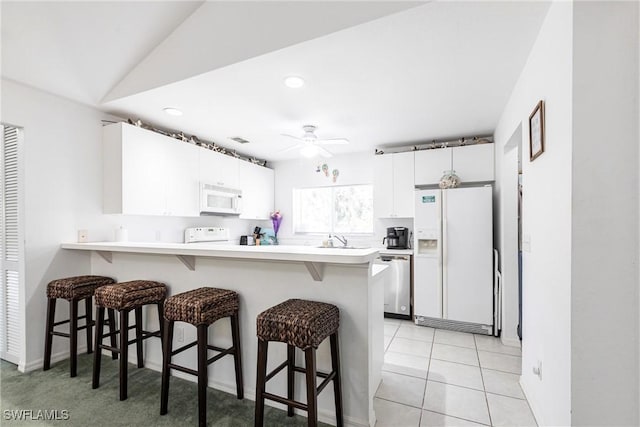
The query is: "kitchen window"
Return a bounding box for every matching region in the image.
[293,184,373,234]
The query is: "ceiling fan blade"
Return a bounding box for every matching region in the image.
[316,138,349,145]
[276,143,303,154]
[317,146,333,158]
[280,133,305,142]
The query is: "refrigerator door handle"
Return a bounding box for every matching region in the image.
[442,190,448,319]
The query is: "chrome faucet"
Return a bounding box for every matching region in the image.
[331,234,348,247]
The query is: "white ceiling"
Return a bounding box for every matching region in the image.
[2,1,550,161]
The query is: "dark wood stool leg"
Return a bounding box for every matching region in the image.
[160,319,174,415]
[85,296,93,354]
[70,299,79,377]
[330,333,344,427]
[157,301,164,345]
[43,298,56,371]
[230,313,244,399]
[107,309,118,360]
[92,306,105,389]
[197,324,208,427]
[305,348,318,427]
[287,344,295,417]
[135,306,144,368]
[254,339,269,427]
[119,309,129,401]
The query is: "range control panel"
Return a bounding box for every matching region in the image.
[184,227,229,243]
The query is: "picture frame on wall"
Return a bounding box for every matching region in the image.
[529,100,545,161]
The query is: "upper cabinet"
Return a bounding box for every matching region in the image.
[414,148,452,186]
[104,122,199,216]
[198,148,239,189]
[374,151,415,218]
[238,161,274,220]
[414,144,494,186]
[103,122,274,218]
[452,144,494,183]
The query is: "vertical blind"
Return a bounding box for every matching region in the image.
[1,125,22,363]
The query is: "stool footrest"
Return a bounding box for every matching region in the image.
[50,331,70,338]
[316,371,337,394]
[99,344,120,354]
[207,346,234,365]
[171,341,198,356]
[265,360,289,383]
[262,392,308,411]
[167,363,198,377]
[293,365,330,379]
[53,315,90,327]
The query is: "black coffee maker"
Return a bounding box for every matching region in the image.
[383,227,409,249]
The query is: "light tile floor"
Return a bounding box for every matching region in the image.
[376,319,537,427]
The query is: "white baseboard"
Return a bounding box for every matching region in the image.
[519,376,544,427]
[21,345,89,373]
[500,336,522,348]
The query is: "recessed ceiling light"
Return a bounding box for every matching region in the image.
[284,76,305,89]
[163,107,183,116]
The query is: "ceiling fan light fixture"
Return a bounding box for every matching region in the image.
[163,107,183,116]
[300,145,319,158]
[284,76,305,88]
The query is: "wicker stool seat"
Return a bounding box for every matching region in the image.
[161,287,244,427]
[94,280,166,310]
[164,287,239,326]
[93,280,166,401]
[43,275,116,377]
[47,275,116,300]
[255,299,343,427]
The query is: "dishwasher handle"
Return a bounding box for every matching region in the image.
[380,256,410,262]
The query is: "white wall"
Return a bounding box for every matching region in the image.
[0,79,271,370]
[272,152,412,248]
[570,2,639,425]
[493,2,573,425]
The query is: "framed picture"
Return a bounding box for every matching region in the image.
[529,100,545,161]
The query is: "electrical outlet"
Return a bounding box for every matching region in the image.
[176,326,184,343]
[532,360,542,380]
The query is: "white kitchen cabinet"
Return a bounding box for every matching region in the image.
[452,143,494,183]
[414,148,452,186]
[164,138,200,216]
[238,161,274,220]
[198,148,239,189]
[103,122,199,216]
[414,144,494,186]
[374,152,415,218]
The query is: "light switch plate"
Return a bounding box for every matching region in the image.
[522,234,531,252]
[77,230,88,243]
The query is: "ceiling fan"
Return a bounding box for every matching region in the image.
[279,125,349,158]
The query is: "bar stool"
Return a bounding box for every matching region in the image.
[43,275,117,377]
[92,280,166,400]
[160,287,244,427]
[255,299,343,427]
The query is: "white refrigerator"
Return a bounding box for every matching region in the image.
[413,186,494,334]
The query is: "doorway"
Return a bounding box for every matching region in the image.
[500,125,522,344]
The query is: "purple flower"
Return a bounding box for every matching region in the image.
[270,210,282,236]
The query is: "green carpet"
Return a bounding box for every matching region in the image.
[0,354,329,426]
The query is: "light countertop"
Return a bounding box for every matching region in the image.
[61,241,380,265]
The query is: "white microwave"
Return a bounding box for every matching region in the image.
[200,183,242,216]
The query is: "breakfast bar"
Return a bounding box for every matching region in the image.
[62,242,387,427]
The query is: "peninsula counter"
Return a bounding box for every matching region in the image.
[62,242,387,427]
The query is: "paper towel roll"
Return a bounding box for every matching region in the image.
[115,227,128,242]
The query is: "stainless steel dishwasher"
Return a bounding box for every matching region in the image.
[380,255,411,319]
